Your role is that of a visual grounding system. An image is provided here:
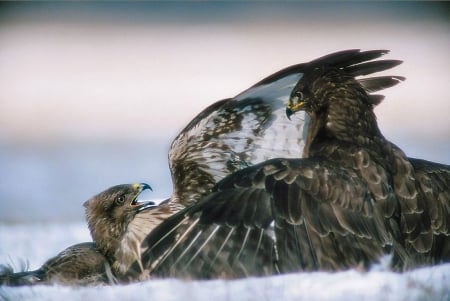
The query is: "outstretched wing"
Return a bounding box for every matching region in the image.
[168,72,308,207]
[168,49,405,208]
[140,158,397,279]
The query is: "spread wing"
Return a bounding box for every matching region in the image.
[141,158,398,278]
[167,49,406,208]
[168,72,308,207]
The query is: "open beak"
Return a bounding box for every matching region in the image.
[131,183,156,211]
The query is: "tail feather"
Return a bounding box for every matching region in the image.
[0,264,44,286]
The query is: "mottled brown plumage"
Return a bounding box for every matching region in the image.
[0,243,112,286]
[167,76,307,209]
[139,50,449,279]
[114,199,173,281]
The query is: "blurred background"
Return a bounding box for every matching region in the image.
[0,2,449,223]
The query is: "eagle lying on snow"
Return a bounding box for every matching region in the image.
[1,50,448,285]
[0,183,155,286]
[139,50,450,279]
[0,51,307,285]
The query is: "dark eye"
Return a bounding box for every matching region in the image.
[294,91,304,100]
[115,196,125,205]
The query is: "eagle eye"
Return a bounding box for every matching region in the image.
[115,196,125,205]
[294,91,304,101]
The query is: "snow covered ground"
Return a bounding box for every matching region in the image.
[0,222,449,301]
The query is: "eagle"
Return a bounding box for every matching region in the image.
[136,49,449,279]
[0,183,155,286]
[83,183,156,280]
[0,183,157,286]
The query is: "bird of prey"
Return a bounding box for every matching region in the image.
[0,183,155,286]
[137,49,449,279]
[284,49,450,270]
[83,183,158,281]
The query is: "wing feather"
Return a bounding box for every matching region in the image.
[359,76,405,93]
[345,60,403,77]
[258,158,394,270]
[141,186,276,279]
[141,157,400,277]
[410,158,450,235]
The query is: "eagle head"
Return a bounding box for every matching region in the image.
[286,81,313,119]
[286,66,340,119]
[83,183,154,257]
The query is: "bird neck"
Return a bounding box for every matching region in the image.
[304,80,386,158]
[87,216,126,261]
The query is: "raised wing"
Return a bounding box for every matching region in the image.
[168,72,308,207]
[168,50,405,208]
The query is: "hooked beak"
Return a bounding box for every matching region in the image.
[286,107,294,120]
[286,101,306,120]
[131,183,156,211]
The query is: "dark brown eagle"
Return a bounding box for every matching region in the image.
[137,50,449,279]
